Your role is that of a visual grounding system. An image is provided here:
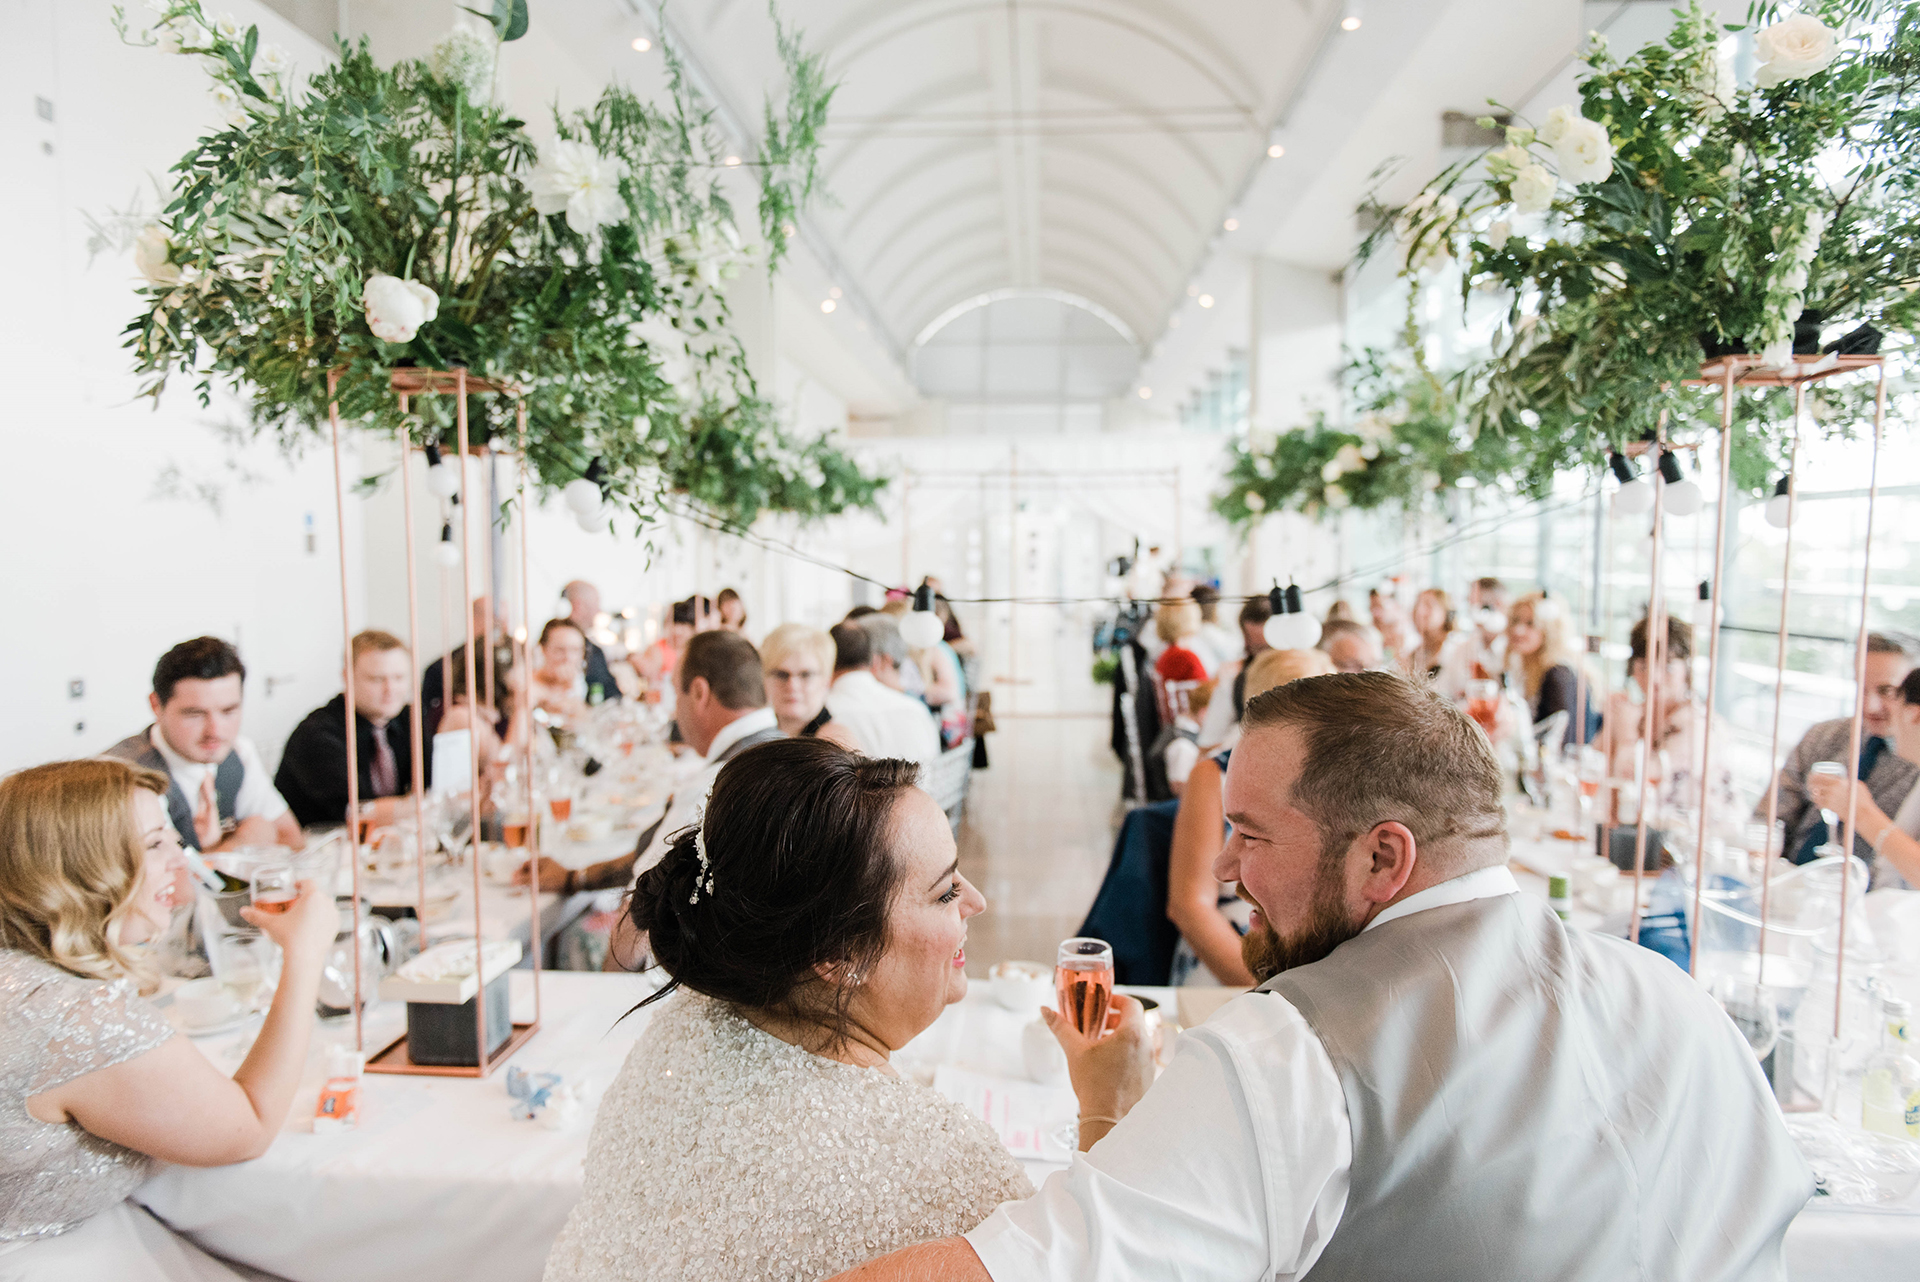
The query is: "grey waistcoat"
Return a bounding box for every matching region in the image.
[104,729,243,852]
[1261,892,1811,1282]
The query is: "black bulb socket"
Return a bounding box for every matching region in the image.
[1657,450,1686,486]
[1608,452,1637,485]
[1773,474,1793,498]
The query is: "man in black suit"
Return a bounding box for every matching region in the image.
[277,630,417,828]
[562,579,623,704]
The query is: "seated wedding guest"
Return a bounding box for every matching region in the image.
[421,598,509,741]
[1168,648,1333,986]
[828,622,941,772]
[526,632,780,928]
[715,587,749,634]
[906,627,970,749]
[543,739,1029,1282]
[1323,599,1358,626]
[631,597,703,700]
[0,757,338,1279]
[1762,631,1918,865]
[1598,615,1737,824]
[1146,680,1211,802]
[1468,575,1509,678]
[1399,587,1474,700]
[1316,619,1383,673]
[1506,592,1591,746]
[274,630,417,829]
[1152,598,1218,681]
[1367,582,1416,664]
[1195,593,1273,750]
[1189,586,1238,673]
[1807,667,1920,890]
[528,619,591,724]
[561,580,623,704]
[836,671,1811,1282]
[876,601,930,700]
[760,623,862,750]
[434,643,513,800]
[106,637,301,852]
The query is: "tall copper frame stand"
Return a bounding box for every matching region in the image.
[325,367,543,1078]
[1665,354,1887,1052]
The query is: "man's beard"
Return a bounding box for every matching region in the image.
[1240,861,1366,983]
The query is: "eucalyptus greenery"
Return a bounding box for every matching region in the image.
[1365,0,1918,492]
[112,0,883,530]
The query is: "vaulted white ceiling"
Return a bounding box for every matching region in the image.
[636,0,1342,385]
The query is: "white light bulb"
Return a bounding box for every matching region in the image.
[1764,493,1795,528]
[899,611,945,650]
[1263,612,1317,651]
[631,36,652,52]
[1664,478,1704,517]
[1612,478,1654,517]
[426,462,462,499]
[576,506,606,534]
[434,539,461,568]
[563,477,602,515]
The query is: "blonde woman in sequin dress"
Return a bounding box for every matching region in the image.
[544,738,1033,1282]
[0,758,338,1280]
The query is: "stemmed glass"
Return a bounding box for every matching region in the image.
[1810,760,1848,830]
[1055,938,1114,1036]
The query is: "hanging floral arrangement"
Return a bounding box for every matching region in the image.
[1213,350,1520,528]
[1366,0,1919,492]
[112,0,884,529]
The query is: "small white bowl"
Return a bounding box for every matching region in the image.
[989,960,1053,1013]
[173,977,242,1029]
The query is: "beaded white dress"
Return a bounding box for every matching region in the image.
[543,992,1032,1282]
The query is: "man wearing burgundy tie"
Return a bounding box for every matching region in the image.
[275,630,418,830]
[1761,631,1917,867]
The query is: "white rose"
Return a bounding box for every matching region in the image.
[1512,163,1557,214]
[1486,219,1512,250]
[1762,337,1794,369]
[1553,117,1615,185]
[1755,14,1838,88]
[1779,264,1809,295]
[1243,491,1266,513]
[1321,458,1346,484]
[362,275,440,343]
[1487,144,1530,176]
[1538,105,1580,146]
[1360,442,1380,460]
[529,140,629,235]
[210,83,247,126]
[257,44,291,76]
[133,224,181,285]
[1323,484,1352,510]
[212,12,244,40]
[1333,443,1368,474]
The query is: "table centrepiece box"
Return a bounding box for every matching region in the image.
[377,939,522,1067]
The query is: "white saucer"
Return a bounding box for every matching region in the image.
[170,1010,254,1038]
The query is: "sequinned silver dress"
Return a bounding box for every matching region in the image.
[543,993,1032,1282]
[0,948,176,1242]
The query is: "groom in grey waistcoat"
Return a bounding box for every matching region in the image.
[840,670,1812,1282]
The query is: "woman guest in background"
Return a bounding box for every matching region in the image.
[1594,615,1735,825]
[715,588,748,635]
[1808,668,1920,891]
[543,739,1058,1282]
[759,624,862,751]
[0,758,337,1280]
[1505,591,1592,745]
[528,619,590,725]
[1166,648,1333,986]
[1399,588,1474,701]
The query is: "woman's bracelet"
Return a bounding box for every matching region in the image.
[1871,821,1898,853]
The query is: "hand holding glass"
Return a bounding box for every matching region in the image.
[250,861,297,915]
[1056,938,1115,1036]
[1809,760,1848,828]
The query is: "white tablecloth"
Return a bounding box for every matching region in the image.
[137,972,659,1282]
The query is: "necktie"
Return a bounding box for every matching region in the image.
[369,722,399,797]
[1794,735,1886,863]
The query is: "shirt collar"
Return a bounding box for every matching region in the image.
[703,706,779,765]
[1363,863,1520,934]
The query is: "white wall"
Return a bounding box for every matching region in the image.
[0,1,356,776]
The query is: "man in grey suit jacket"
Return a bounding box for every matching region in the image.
[1761,632,1917,864]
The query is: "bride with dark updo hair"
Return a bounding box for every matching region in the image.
[542,737,1030,1282]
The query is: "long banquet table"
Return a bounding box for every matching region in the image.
[137,905,1920,1281]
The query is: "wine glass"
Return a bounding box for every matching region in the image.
[1710,976,1781,1062]
[1055,938,1114,1036]
[1810,760,1847,828]
[250,860,297,915]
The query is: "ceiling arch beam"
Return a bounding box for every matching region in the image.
[912,287,1140,349]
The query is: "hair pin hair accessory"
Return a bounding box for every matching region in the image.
[689,804,716,904]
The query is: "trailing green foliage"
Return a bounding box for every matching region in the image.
[112,1,882,530]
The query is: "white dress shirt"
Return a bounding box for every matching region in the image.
[632,707,780,878]
[825,671,940,771]
[149,727,290,827]
[966,864,1522,1282]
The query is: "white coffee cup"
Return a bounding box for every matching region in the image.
[990,960,1053,1014]
[173,977,242,1029]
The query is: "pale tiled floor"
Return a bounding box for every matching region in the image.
[955,712,1125,975]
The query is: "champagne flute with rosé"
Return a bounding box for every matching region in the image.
[1056,938,1115,1036]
